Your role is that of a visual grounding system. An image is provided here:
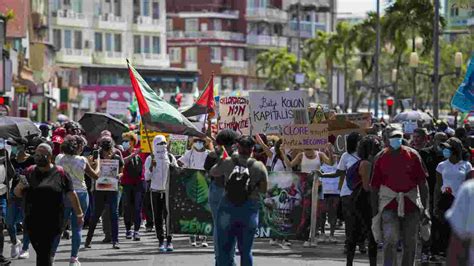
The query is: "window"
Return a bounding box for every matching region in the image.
[185,18,198,31]
[105,33,112,51]
[210,47,221,63]
[451,6,459,16]
[114,34,122,52]
[94,32,103,51]
[143,0,150,16]
[113,0,121,16]
[152,0,159,19]
[64,30,72,49]
[71,0,82,13]
[53,29,62,49]
[213,19,222,31]
[236,77,244,90]
[74,31,82,49]
[185,47,197,62]
[133,0,140,22]
[225,48,234,60]
[133,35,141,53]
[237,48,244,61]
[169,47,181,63]
[152,36,160,54]
[200,23,208,31]
[166,19,173,31]
[223,77,233,90]
[144,36,150,53]
[213,76,222,91]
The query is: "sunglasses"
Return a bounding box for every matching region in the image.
[157,142,167,145]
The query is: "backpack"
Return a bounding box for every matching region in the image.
[225,157,255,206]
[125,155,143,179]
[346,160,362,191]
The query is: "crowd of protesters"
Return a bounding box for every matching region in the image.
[0,115,473,266]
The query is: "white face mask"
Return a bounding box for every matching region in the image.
[193,142,204,150]
[154,145,166,153]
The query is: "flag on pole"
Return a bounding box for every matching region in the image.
[182,75,216,118]
[451,53,474,113]
[127,60,205,137]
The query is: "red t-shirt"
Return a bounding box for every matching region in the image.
[371,146,428,213]
[121,150,146,185]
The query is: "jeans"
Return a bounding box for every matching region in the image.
[216,197,259,266]
[52,190,89,258]
[382,209,421,266]
[209,181,233,265]
[6,197,30,251]
[0,195,6,255]
[143,183,154,228]
[86,191,119,244]
[103,190,122,239]
[150,191,172,244]
[317,195,339,235]
[122,182,145,232]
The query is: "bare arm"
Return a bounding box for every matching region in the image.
[255,134,272,159]
[318,149,333,165]
[318,169,346,178]
[419,180,430,216]
[85,158,100,180]
[282,151,302,169]
[359,160,371,191]
[14,182,26,198]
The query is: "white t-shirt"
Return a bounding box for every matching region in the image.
[436,160,473,197]
[178,149,209,170]
[266,147,287,172]
[321,162,340,195]
[337,152,360,197]
[55,154,87,191]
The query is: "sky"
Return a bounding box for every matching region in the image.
[337,0,377,17]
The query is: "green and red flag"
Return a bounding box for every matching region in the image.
[182,75,216,118]
[127,60,205,137]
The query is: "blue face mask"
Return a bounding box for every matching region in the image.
[122,141,130,150]
[389,138,402,150]
[442,148,452,159]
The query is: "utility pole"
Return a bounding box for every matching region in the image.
[296,0,302,90]
[328,0,336,107]
[374,0,381,118]
[433,0,440,119]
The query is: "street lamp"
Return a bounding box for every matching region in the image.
[409,51,462,110]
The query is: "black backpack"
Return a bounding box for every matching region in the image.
[225,157,255,206]
[125,155,143,179]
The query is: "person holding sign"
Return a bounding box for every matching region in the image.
[85,136,124,250]
[144,135,178,253]
[280,146,333,175]
[52,135,100,266]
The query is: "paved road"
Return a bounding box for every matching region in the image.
[8,222,373,266]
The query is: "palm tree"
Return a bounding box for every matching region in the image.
[256,48,299,90]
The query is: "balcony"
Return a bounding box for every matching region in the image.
[56,49,92,64]
[285,21,326,38]
[185,61,198,70]
[132,53,170,67]
[221,59,248,75]
[246,8,288,23]
[93,51,125,65]
[133,16,164,32]
[467,17,474,26]
[52,10,88,27]
[167,31,245,42]
[96,13,127,31]
[246,35,288,48]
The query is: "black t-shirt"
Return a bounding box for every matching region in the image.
[24,165,74,234]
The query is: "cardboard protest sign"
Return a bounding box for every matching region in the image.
[139,122,168,153]
[336,113,372,129]
[218,96,250,135]
[169,134,188,157]
[249,91,307,135]
[96,159,120,191]
[326,119,366,154]
[282,124,329,150]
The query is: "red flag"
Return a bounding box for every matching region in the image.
[182,75,215,118]
[221,146,229,160]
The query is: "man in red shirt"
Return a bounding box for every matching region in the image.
[371,129,430,266]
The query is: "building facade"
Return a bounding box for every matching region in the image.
[444,0,474,40]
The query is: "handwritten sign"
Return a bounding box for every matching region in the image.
[96,159,120,191]
[140,122,169,153]
[169,134,188,157]
[218,96,250,135]
[249,91,307,135]
[282,124,328,150]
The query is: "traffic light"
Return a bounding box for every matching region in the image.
[386,97,394,117]
[0,96,9,106]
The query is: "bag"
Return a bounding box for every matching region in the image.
[225,157,255,206]
[346,160,362,190]
[125,155,142,179]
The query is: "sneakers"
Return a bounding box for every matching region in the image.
[317,233,327,243]
[112,243,120,250]
[18,250,29,259]
[102,237,112,244]
[10,241,21,258]
[166,242,174,252]
[146,227,153,233]
[159,243,166,252]
[328,236,337,243]
[303,241,312,247]
[133,231,141,241]
[62,230,70,240]
[269,239,278,246]
[191,241,197,247]
[0,255,10,265]
[69,257,81,266]
[283,240,292,246]
[126,231,132,239]
[201,242,209,248]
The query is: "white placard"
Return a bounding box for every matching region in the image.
[321,178,340,195]
[218,96,250,135]
[106,100,130,115]
[403,121,418,134]
[95,159,119,191]
[249,90,307,135]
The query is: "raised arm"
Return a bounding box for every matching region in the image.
[255,134,273,159]
[85,157,100,180]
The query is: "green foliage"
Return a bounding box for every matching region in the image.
[184,171,209,206]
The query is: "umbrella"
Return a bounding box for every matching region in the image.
[78,112,128,145]
[393,110,433,123]
[57,114,69,122]
[0,116,41,140]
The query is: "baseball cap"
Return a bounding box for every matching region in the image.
[389,129,403,138]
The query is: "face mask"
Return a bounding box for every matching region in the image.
[442,148,452,159]
[34,154,49,167]
[122,141,130,150]
[193,141,204,150]
[154,145,166,153]
[389,138,402,150]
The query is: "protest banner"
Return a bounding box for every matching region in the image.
[325,119,366,154]
[169,134,188,157]
[336,113,372,129]
[139,122,169,153]
[169,170,314,239]
[282,124,329,150]
[249,91,307,135]
[95,159,119,191]
[106,100,130,115]
[218,96,250,135]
